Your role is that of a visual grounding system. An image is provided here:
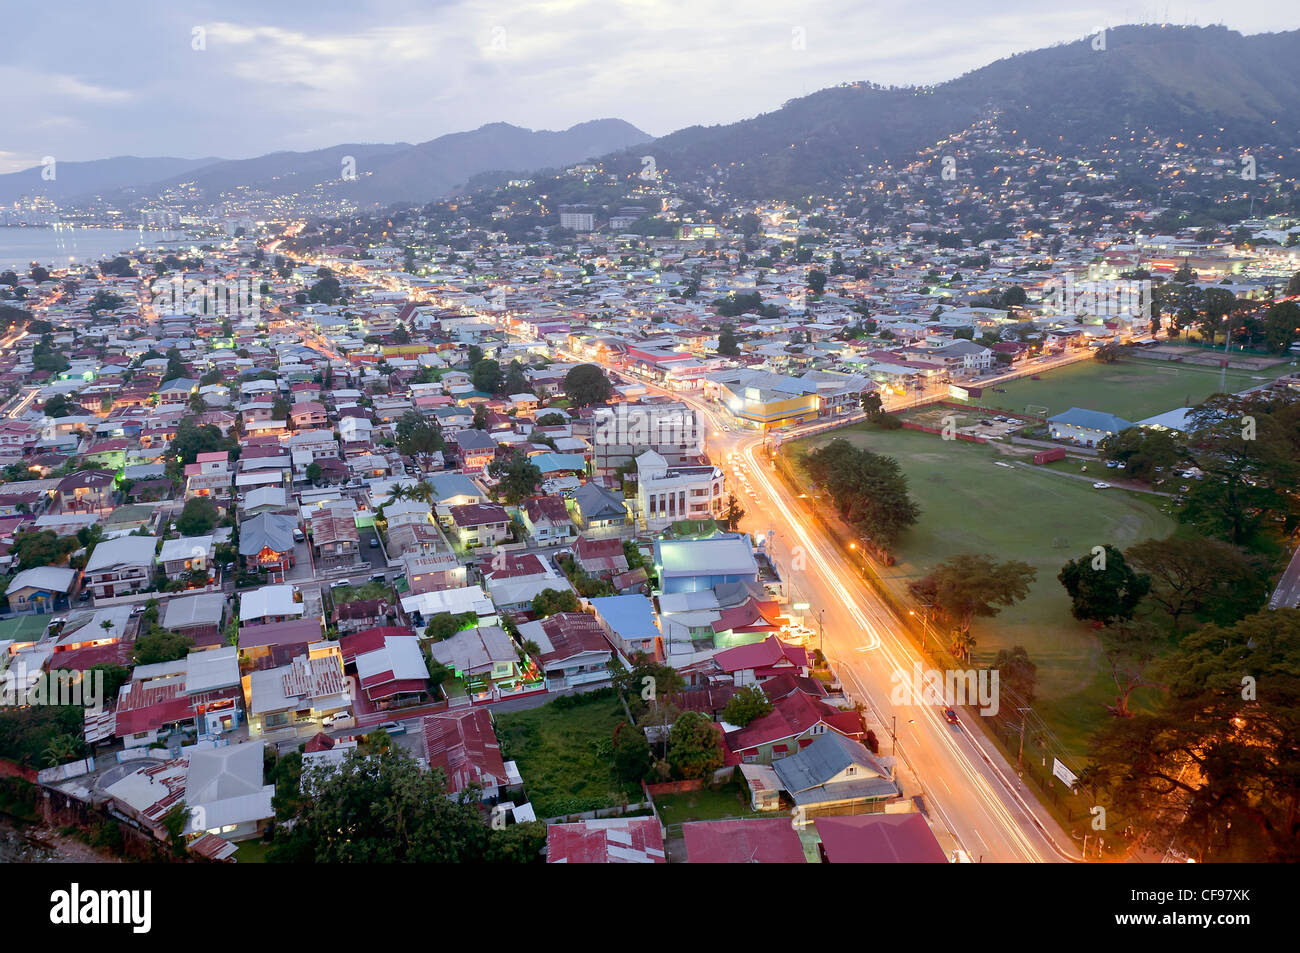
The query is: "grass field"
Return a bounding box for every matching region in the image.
[973,357,1297,423]
[653,782,761,827]
[496,695,640,819]
[790,424,1177,756]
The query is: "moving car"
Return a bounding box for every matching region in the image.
[943,708,960,726]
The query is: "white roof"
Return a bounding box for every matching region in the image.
[7,566,77,594]
[84,535,158,574]
[400,584,494,619]
[240,584,304,622]
[356,636,427,683]
[186,646,240,694]
[159,535,214,563]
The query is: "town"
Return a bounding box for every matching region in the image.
[0,16,1297,875]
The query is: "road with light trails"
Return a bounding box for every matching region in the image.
[605,367,1083,863]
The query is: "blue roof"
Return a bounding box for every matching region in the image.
[1047,407,1133,433]
[530,452,587,474]
[589,594,659,642]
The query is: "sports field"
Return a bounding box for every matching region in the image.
[790,424,1177,754]
[974,356,1297,423]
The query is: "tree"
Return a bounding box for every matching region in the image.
[719,493,745,531]
[1125,536,1269,629]
[1099,427,1182,482]
[530,588,580,618]
[807,269,827,295]
[562,364,613,406]
[1097,618,1167,717]
[1177,395,1300,546]
[394,411,444,456]
[612,723,653,782]
[1058,545,1151,625]
[423,611,477,641]
[487,451,542,504]
[667,711,723,780]
[1090,610,1300,861]
[720,686,773,727]
[1094,342,1126,363]
[133,629,194,666]
[717,323,741,356]
[86,664,131,702]
[471,359,502,394]
[803,439,919,548]
[909,553,1036,661]
[502,360,530,396]
[169,419,235,466]
[991,647,1037,705]
[305,461,323,485]
[176,496,219,536]
[859,391,883,417]
[267,747,497,863]
[12,530,78,570]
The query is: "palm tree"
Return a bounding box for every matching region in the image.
[408,480,434,506]
[43,733,79,768]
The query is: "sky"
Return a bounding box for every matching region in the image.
[2,0,1298,174]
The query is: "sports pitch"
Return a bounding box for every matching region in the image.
[790,424,1177,754]
[973,356,1297,423]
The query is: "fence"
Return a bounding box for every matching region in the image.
[900,421,988,444]
[937,399,1046,423]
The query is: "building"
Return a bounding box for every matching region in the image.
[6,566,77,615]
[238,512,298,578]
[635,450,725,530]
[422,708,511,801]
[771,732,900,817]
[1046,407,1134,447]
[815,814,948,863]
[546,817,665,863]
[653,533,759,594]
[516,611,613,690]
[83,535,158,601]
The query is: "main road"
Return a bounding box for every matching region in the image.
[602,364,1083,863]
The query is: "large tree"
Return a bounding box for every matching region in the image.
[909,553,1036,661]
[1058,545,1150,625]
[667,711,724,780]
[1090,610,1300,861]
[803,439,919,548]
[1125,536,1269,629]
[1099,427,1182,482]
[562,363,614,406]
[176,496,219,536]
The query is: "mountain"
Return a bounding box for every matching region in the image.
[342,119,653,205]
[595,25,1300,197]
[0,155,223,206]
[6,119,653,211]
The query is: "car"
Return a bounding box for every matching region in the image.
[1092,482,1111,489]
[370,572,386,583]
[943,708,960,726]
[292,528,305,543]
[376,720,406,736]
[330,579,350,590]
[369,536,380,548]
[77,590,91,602]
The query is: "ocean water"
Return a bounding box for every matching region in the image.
[0,226,194,271]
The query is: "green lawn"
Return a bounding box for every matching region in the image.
[789,425,1177,758]
[233,839,270,863]
[495,696,641,819]
[970,357,1296,423]
[653,781,761,827]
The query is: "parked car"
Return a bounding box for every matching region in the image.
[369,537,380,548]
[376,720,406,736]
[293,528,305,543]
[1092,482,1111,489]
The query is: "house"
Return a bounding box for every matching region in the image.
[447,503,511,550]
[815,814,948,863]
[571,481,629,529]
[724,689,864,764]
[162,592,228,647]
[83,535,157,601]
[184,451,233,501]
[5,566,77,615]
[239,584,305,625]
[520,495,576,546]
[57,469,116,513]
[334,598,392,634]
[451,429,498,473]
[588,594,660,658]
[654,534,759,594]
[422,708,510,800]
[635,450,725,530]
[238,512,298,577]
[1047,407,1134,447]
[428,625,525,700]
[309,505,361,569]
[159,534,215,577]
[546,817,666,864]
[244,645,351,739]
[771,732,900,817]
[516,611,613,690]
[351,630,428,707]
[574,535,628,577]
[682,818,807,863]
[714,636,809,687]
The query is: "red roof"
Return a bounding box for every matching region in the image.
[339,626,409,665]
[546,818,666,864]
[713,635,807,675]
[682,819,807,863]
[422,709,506,795]
[724,690,862,753]
[816,814,948,863]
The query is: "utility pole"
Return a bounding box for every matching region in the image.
[1017,707,1031,768]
